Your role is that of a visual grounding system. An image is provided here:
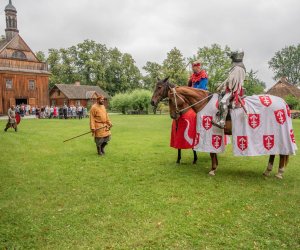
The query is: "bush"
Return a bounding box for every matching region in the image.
[110,89,152,114]
[110,92,131,114]
[285,95,300,110]
[155,102,169,114]
[129,89,152,114]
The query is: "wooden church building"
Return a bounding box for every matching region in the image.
[0,0,50,115]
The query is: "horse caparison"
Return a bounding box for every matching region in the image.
[151,78,289,179]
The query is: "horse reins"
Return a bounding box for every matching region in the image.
[169,86,213,114]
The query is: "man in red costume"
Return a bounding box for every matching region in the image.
[188,60,208,90]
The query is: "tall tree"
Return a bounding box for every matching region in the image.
[142,61,163,90]
[44,40,141,94]
[59,47,78,84]
[36,51,46,62]
[244,69,266,95]
[47,48,63,88]
[192,44,232,92]
[105,47,124,94]
[162,47,188,85]
[120,53,142,91]
[268,44,300,85]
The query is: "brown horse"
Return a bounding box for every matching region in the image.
[152,79,198,164]
[151,78,289,178]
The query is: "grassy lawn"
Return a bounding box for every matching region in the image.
[0,115,299,249]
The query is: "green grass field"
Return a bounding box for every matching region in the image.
[0,115,299,249]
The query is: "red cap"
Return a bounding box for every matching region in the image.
[192,60,201,67]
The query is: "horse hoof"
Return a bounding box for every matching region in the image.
[263,171,271,177]
[209,171,215,176]
[193,161,197,165]
[275,174,283,179]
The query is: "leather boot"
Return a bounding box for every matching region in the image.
[101,142,107,154]
[97,145,103,156]
[213,103,228,129]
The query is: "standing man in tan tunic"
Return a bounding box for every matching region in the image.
[90,95,112,156]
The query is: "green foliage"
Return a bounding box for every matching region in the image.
[0,118,300,249]
[192,44,232,92]
[46,40,142,95]
[244,70,266,95]
[142,62,163,90]
[110,92,131,114]
[35,51,46,62]
[268,44,300,85]
[129,89,152,113]
[156,101,169,114]
[162,47,189,86]
[142,47,189,89]
[285,94,300,109]
[47,48,63,88]
[110,89,152,114]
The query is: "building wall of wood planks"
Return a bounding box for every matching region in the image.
[0,70,49,114]
[49,88,108,108]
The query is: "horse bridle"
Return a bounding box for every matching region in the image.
[168,86,213,114]
[169,86,186,114]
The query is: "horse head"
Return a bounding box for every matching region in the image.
[150,77,171,107]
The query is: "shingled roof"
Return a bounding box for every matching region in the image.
[266,77,300,99]
[51,83,110,99]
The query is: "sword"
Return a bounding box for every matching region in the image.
[63,125,109,143]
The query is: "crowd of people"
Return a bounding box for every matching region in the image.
[15,104,88,119]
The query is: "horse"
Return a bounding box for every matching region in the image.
[151,80,198,165]
[151,77,291,179]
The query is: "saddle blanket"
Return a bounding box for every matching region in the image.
[170,108,197,149]
[231,95,297,156]
[194,94,228,153]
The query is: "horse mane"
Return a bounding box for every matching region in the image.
[164,80,213,104]
[176,86,210,99]
[165,81,175,89]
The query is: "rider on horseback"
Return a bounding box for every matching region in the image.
[214,49,246,128]
[188,60,208,90]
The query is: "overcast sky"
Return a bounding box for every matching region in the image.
[1,0,299,88]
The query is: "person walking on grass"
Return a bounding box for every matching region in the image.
[4,105,18,132]
[90,95,112,156]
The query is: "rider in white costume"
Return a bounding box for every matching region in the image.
[214,49,246,128]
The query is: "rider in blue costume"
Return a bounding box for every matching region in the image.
[188,60,208,90]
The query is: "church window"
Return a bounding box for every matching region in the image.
[28,80,35,90]
[12,50,27,60]
[6,79,13,89]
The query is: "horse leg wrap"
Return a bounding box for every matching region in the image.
[263,163,273,176]
[209,170,216,176]
[275,168,284,179]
